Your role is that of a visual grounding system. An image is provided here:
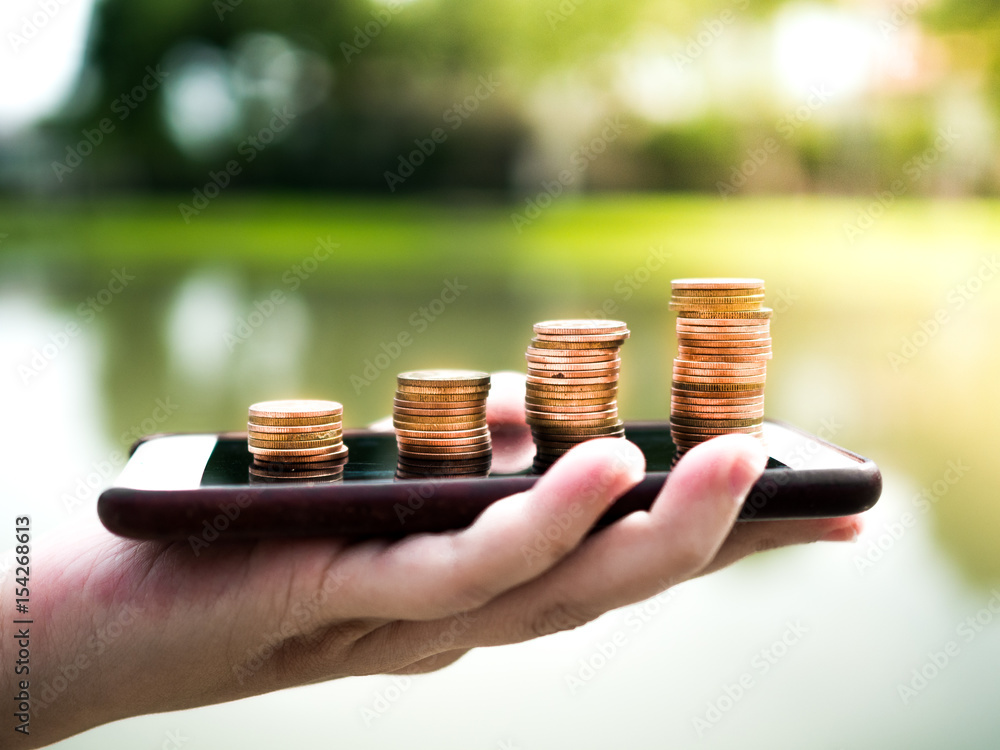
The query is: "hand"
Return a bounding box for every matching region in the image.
[2,377,861,747]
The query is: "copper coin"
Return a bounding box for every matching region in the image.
[393,397,486,410]
[677,308,773,320]
[676,325,770,336]
[677,335,771,347]
[531,422,624,437]
[526,348,620,362]
[527,373,619,385]
[249,400,343,419]
[532,319,629,336]
[247,421,341,434]
[669,299,766,312]
[670,415,764,428]
[672,380,765,392]
[528,417,622,430]
[525,386,618,399]
[672,358,765,369]
[249,443,350,457]
[393,405,486,417]
[393,412,488,425]
[397,370,490,387]
[527,358,621,371]
[396,385,491,396]
[248,437,342,450]
[525,398,617,410]
[392,419,488,432]
[673,374,768,384]
[524,402,618,416]
[672,368,767,380]
[247,428,342,441]
[532,332,629,344]
[525,406,618,420]
[671,403,765,416]
[671,287,765,297]
[672,396,765,408]
[392,391,489,404]
[394,426,490,439]
[527,368,621,381]
[249,414,342,427]
[529,338,625,350]
[250,450,349,464]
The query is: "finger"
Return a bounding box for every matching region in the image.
[346,435,768,664]
[696,514,863,577]
[327,437,645,621]
[388,649,470,675]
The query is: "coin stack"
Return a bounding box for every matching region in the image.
[393,370,492,478]
[525,320,629,473]
[247,400,348,483]
[669,279,771,458]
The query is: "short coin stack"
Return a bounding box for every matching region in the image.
[525,320,629,473]
[669,279,772,457]
[247,399,348,483]
[393,370,492,478]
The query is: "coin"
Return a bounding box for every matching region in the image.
[396,370,490,388]
[248,400,343,419]
[669,278,773,456]
[247,422,340,434]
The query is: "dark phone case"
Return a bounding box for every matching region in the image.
[98,421,881,541]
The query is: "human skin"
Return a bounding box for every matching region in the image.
[1,378,860,747]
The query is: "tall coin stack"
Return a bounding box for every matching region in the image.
[669,279,772,458]
[247,400,348,482]
[525,320,629,473]
[393,370,492,478]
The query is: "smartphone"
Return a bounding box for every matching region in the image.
[97,420,881,541]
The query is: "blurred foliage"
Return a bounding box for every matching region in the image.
[0,0,988,194]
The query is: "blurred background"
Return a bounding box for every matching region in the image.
[1,0,999,747]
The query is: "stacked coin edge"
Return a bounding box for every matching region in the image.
[393,370,492,478]
[669,278,772,458]
[247,399,348,482]
[525,319,629,473]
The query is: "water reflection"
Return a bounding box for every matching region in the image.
[3,204,1000,747]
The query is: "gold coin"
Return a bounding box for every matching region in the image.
[393,405,486,417]
[396,370,490,388]
[526,348,620,362]
[532,319,630,336]
[248,437,342,450]
[249,414,342,427]
[396,384,491,396]
[248,400,343,419]
[394,426,490,439]
[247,422,341,434]
[672,381,765,393]
[392,391,489,403]
[249,443,349,458]
[529,338,625,350]
[527,373,619,386]
[670,415,764,428]
[671,287,764,297]
[527,358,621,371]
[677,308,773,320]
[247,428,342,442]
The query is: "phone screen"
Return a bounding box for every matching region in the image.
[197,427,790,487]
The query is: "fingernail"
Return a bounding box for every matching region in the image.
[728,442,768,503]
[820,526,859,543]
